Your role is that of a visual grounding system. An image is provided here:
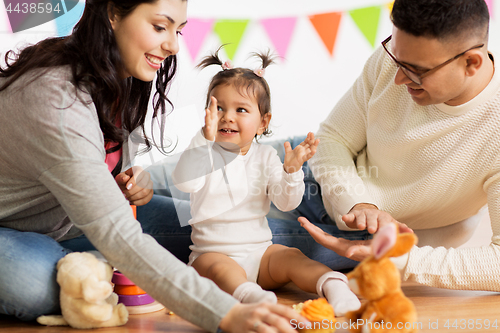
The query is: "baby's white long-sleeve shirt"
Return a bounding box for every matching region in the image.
[172,130,305,255]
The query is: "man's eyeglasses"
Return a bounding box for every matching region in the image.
[381,35,484,85]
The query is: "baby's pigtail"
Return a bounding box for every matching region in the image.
[253,50,276,69]
[250,49,276,77]
[196,45,225,70]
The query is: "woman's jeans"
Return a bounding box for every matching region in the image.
[0,136,369,321]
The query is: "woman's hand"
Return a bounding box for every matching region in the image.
[115,166,153,206]
[299,209,413,261]
[219,302,308,333]
[203,96,219,141]
[283,132,319,174]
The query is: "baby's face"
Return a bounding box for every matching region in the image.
[211,84,269,155]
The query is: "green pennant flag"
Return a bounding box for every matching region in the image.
[213,19,250,60]
[349,6,382,48]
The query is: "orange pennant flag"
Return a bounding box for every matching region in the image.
[387,1,395,13]
[309,12,342,57]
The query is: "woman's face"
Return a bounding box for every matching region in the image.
[109,0,187,81]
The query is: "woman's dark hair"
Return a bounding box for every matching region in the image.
[197,46,276,138]
[0,0,178,175]
[391,0,489,42]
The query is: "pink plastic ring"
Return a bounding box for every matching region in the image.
[112,271,135,286]
[118,293,155,306]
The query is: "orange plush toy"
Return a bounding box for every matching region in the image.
[345,223,418,333]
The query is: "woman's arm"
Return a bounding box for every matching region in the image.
[19,70,238,332]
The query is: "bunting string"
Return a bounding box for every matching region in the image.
[0,1,496,62]
[184,3,390,61]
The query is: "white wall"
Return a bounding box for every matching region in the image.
[1,0,499,165]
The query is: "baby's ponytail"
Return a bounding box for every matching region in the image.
[196,45,225,70]
[251,49,276,75]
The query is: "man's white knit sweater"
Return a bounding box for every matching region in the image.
[310,46,500,291]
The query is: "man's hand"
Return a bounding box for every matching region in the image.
[342,203,413,234]
[115,166,153,206]
[298,217,372,261]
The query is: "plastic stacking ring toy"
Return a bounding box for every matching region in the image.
[126,301,166,315]
[114,284,147,296]
[112,271,135,286]
[118,293,155,306]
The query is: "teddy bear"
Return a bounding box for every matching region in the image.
[37,252,129,329]
[345,223,418,333]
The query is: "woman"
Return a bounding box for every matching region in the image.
[0,1,305,332]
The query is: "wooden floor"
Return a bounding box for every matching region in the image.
[1,213,498,332]
[1,282,499,332]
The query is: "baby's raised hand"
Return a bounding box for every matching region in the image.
[283,132,320,174]
[203,96,219,141]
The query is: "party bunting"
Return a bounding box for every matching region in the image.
[309,12,342,57]
[213,19,250,60]
[349,6,382,48]
[55,0,84,37]
[0,2,396,60]
[4,0,79,33]
[260,17,297,59]
[4,1,33,32]
[182,18,214,61]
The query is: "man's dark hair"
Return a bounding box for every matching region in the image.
[391,0,489,41]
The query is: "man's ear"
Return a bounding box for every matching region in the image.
[108,3,118,30]
[464,51,484,77]
[257,113,272,135]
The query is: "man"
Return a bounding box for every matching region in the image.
[302,0,500,291]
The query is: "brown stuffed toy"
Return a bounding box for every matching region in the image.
[345,223,418,333]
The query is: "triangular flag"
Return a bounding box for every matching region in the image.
[4,1,33,32]
[55,0,84,37]
[1,1,12,33]
[309,12,342,56]
[213,19,250,60]
[182,18,214,62]
[3,0,78,33]
[485,0,494,20]
[260,17,297,59]
[386,1,394,13]
[349,6,382,48]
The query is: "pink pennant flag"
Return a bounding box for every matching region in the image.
[485,0,494,20]
[182,18,215,62]
[1,2,12,33]
[260,17,297,59]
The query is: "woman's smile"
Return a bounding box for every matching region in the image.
[145,53,164,70]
